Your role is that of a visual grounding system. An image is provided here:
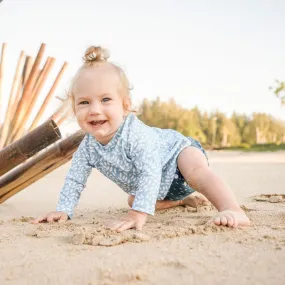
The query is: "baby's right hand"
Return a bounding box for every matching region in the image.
[32,211,68,224]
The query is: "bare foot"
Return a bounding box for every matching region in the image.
[208,210,250,228]
[181,192,211,208]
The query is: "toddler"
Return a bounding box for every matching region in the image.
[33,46,250,232]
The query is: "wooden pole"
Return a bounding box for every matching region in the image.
[12,57,55,142]
[0,119,61,176]
[29,62,68,131]
[4,56,34,147]
[0,51,26,149]
[4,57,34,147]
[7,43,46,143]
[0,130,85,203]
[0,43,7,127]
[22,56,34,85]
[4,57,34,145]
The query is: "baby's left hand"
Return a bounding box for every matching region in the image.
[108,210,148,232]
[208,210,250,228]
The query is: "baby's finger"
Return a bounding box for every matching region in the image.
[117,221,134,233]
[214,216,221,226]
[221,216,228,226]
[135,220,144,231]
[109,221,125,231]
[59,214,68,222]
[32,216,47,224]
[224,214,234,227]
[47,214,56,223]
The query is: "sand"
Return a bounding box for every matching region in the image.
[1,150,285,285]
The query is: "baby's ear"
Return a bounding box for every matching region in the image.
[123,97,131,113]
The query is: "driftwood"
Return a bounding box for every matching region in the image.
[0,130,85,204]
[0,120,61,176]
[0,43,72,202]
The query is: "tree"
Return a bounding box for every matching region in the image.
[138,98,285,147]
[271,80,285,105]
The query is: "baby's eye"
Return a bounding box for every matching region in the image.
[79,101,89,105]
[102,97,111,103]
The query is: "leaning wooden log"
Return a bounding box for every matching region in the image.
[0,119,61,176]
[0,130,85,204]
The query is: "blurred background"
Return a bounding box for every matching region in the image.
[0,0,285,150]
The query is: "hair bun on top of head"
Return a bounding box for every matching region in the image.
[83,46,110,64]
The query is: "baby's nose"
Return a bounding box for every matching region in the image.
[88,103,101,115]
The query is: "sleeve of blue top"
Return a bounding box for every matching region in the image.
[130,139,162,215]
[56,137,92,218]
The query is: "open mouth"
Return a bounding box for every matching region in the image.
[89,120,107,126]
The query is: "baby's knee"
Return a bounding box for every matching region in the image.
[127,195,135,207]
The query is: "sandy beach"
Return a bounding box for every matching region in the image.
[1,150,285,285]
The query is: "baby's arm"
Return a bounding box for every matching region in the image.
[110,138,162,232]
[56,138,92,218]
[33,136,92,223]
[178,147,250,227]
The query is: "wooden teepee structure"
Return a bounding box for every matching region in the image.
[0,43,84,203]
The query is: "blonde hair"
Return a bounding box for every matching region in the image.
[67,46,134,114]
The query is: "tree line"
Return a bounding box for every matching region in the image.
[138,97,285,148]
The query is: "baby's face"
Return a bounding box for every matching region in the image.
[73,65,127,144]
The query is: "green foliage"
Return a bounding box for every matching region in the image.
[138,97,285,149]
[218,143,285,152]
[271,80,285,105]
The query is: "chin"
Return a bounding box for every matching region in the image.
[90,130,107,139]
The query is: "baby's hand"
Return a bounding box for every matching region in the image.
[32,211,69,224]
[107,210,148,233]
[208,210,250,228]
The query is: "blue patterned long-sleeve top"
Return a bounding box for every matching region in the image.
[56,113,192,217]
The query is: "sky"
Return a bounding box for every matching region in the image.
[0,0,285,130]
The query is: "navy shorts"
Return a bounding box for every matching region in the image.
[164,137,208,201]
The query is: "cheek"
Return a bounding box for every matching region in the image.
[75,108,87,120]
